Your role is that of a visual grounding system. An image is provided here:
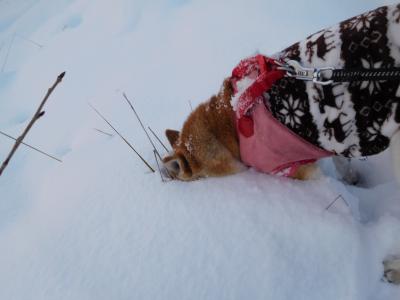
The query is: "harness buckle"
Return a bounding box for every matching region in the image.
[276,60,334,85]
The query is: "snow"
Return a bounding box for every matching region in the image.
[231,76,255,112]
[0,0,400,299]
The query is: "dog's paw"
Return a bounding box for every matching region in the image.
[383,257,400,285]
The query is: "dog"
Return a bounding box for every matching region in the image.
[162,4,400,284]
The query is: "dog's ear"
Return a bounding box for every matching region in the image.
[165,129,180,147]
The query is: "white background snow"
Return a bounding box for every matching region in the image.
[0,0,400,299]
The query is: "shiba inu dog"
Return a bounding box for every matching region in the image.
[163,4,400,284]
[164,4,400,183]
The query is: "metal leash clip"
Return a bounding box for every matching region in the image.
[276,60,334,85]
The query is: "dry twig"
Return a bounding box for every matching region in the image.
[89,103,155,173]
[0,130,62,163]
[148,126,169,152]
[122,93,162,160]
[0,72,65,176]
[153,150,169,182]
[15,34,43,48]
[188,100,193,111]
[325,194,347,210]
[1,33,15,72]
[93,128,113,137]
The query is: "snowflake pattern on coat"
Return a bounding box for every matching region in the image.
[266,4,400,157]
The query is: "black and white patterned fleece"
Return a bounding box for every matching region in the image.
[267,4,400,157]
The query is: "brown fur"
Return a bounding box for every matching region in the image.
[163,79,241,181]
[292,163,321,180]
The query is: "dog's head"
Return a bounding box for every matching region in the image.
[162,79,242,181]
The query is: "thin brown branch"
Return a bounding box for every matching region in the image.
[93,128,113,137]
[153,150,168,182]
[15,34,44,48]
[188,100,193,111]
[0,72,65,176]
[1,33,15,72]
[89,103,155,173]
[122,93,162,158]
[148,126,170,152]
[0,130,62,163]
[325,194,346,210]
[149,130,173,179]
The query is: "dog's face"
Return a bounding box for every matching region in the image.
[162,129,197,181]
[162,79,242,181]
[162,127,241,181]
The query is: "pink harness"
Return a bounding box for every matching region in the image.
[231,55,333,177]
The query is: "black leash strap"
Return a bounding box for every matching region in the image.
[277,60,400,85]
[331,68,400,82]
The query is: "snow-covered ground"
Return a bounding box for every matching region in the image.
[0,0,400,299]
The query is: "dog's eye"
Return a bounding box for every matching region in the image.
[177,154,192,177]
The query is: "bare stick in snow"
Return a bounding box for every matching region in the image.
[148,126,170,152]
[15,34,43,48]
[93,128,113,137]
[149,134,173,179]
[0,72,65,176]
[325,194,345,210]
[188,100,193,111]
[1,33,15,72]
[0,130,62,163]
[153,150,169,182]
[122,93,162,159]
[89,103,155,173]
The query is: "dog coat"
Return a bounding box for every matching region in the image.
[231,4,400,176]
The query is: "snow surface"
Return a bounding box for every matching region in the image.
[1,0,400,299]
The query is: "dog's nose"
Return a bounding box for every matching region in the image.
[162,157,181,179]
[164,160,181,178]
[168,161,180,173]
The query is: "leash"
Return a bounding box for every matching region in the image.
[277,60,400,85]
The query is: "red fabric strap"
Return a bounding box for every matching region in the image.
[231,55,285,118]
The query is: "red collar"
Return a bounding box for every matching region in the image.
[231,55,285,120]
